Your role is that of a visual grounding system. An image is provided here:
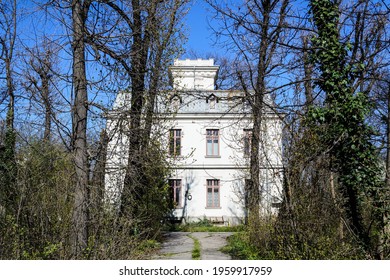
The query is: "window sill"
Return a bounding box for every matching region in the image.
[205,155,221,158]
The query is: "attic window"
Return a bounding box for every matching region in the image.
[170,94,182,110]
[206,94,218,109]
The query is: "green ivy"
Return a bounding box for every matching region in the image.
[308,0,386,257]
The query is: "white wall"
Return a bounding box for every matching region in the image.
[104,59,284,224]
[167,111,283,224]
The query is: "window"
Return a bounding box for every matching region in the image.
[210,97,216,109]
[169,129,181,156]
[170,95,182,110]
[206,94,218,109]
[206,129,219,156]
[170,179,182,208]
[206,179,220,208]
[207,94,218,109]
[243,129,252,156]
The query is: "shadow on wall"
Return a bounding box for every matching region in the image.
[166,170,196,225]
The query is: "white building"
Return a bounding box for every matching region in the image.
[105,59,284,225]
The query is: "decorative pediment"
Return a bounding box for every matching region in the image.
[206,93,218,103]
[169,94,182,104]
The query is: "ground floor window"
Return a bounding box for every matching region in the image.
[206,179,220,208]
[169,179,182,208]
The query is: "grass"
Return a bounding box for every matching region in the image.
[221,232,261,260]
[168,218,245,232]
[188,234,201,260]
[134,239,162,259]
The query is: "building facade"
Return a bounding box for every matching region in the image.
[105,59,284,225]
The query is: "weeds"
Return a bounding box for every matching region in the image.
[168,218,244,232]
[188,234,201,260]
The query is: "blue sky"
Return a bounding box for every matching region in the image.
[183,0,220,56]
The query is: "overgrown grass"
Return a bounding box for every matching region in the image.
[188,234,201,260]
[168,218,245,232]
[222,227,368,260]
[133,239,161,258]
[221,232,261,260]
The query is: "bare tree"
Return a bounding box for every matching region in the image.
[70,0,91,257]
[0,0,18,216]
[84,0,188,222]
[207,0,290,243]
[22,37,61,141]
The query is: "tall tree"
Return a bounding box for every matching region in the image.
[0,0,18,216]
[308,0,387,257]
[23,38,60,142]
[70,0,91,257]
[207,0,290,243]
[84,0,188,223]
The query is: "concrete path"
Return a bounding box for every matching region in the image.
[153,232,233,260]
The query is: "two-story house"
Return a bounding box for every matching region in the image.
[105,59,283,225]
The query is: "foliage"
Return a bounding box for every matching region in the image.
[0,139,167,260]
[307,0,387,256]
[0,128,17,215]
[82,212,162,260]
[224,222,366,260]
[170,217,245,232]
[118,140,173,238]
[0,0,388,260]
[222,232,261,260]
[0,140,73,259]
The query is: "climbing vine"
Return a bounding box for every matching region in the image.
[308,0,387,257]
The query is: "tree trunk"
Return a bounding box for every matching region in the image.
[247,0,272,243]
[386,81,390,194]
[91,130,108,211]
[71,0,90,258]
[120,0,152,217]
[41,74,51,141]
[383,80,390,258]
[302,36,313,108]
[142,0,181,149]
[0,0,17,217]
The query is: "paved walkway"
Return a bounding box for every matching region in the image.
[153,232,233,260]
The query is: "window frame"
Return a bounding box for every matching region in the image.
[169,179,182,208]
[206,129,220,157]
[206,179,220,208]
[170,94,182,110]
[169,129,181,156]
[207,94,218,109]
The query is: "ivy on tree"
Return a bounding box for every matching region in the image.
[308,0,386,256]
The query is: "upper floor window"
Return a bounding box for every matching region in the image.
[243,129,252,156]
[206,129,219,156]
[169,129,181,156]
[170,95,182,110]
[206,179,220,208]
[206,94,218,109]
[169,179,182,208]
